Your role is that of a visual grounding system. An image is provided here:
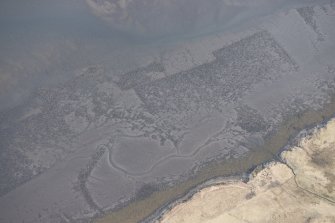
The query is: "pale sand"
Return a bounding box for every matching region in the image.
[159,119,335,223]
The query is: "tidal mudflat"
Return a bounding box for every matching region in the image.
[0,1,335,223]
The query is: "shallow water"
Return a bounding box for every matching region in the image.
[0,0,325,111]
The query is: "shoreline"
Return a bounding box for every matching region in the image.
[157,117,335,223]
[95,95,335,223]
[147,113,335,223]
